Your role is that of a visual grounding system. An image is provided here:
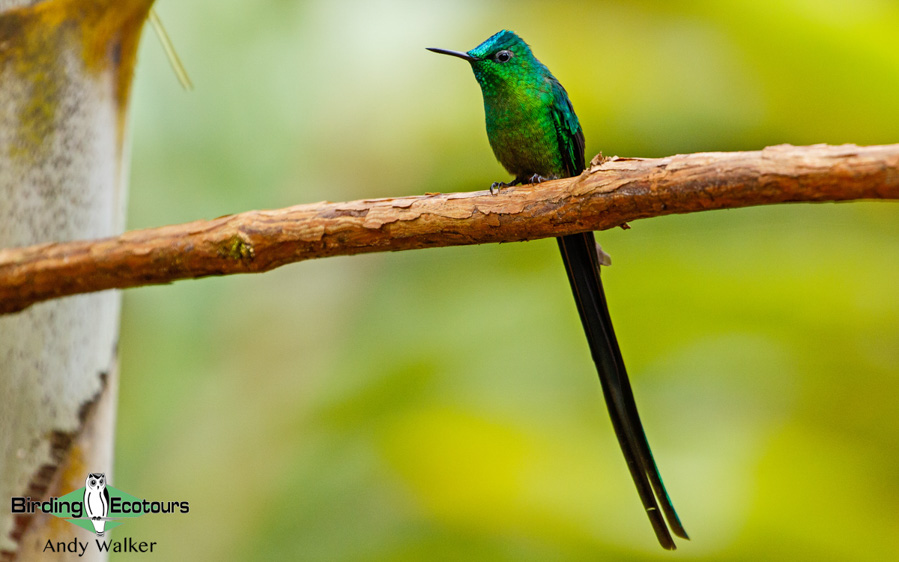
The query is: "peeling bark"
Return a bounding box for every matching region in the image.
[1,143,897,315]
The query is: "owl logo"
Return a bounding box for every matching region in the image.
[83,473,110,537]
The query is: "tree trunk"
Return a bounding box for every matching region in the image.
[0,1,152,560]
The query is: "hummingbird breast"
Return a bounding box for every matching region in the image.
[482,79,566,180]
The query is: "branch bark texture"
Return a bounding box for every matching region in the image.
[1,143,898,315]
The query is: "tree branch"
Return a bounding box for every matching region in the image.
[1,143,897,315]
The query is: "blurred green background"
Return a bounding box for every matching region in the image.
[115,0,899,560]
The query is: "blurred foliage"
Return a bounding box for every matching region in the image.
[115,0,898,560]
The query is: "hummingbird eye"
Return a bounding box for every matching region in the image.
[494,50,513,63]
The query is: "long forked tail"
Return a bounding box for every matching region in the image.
[556,232,688,550]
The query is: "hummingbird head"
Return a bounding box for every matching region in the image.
[428,30,546,93]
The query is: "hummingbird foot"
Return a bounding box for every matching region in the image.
[525,173,556,184]
[489,179,521,196]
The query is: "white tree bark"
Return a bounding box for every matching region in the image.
[0,1,151,559]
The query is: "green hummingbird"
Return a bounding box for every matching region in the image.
[428,30,688,550]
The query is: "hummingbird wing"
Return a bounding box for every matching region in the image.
[548,78,687,549]
[546,78,584,176]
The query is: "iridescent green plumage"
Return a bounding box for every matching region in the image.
[431,31,583,180]
[429,30,687,550]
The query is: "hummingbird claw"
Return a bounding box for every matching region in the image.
[490,181,511,195]
[526,173,555,184]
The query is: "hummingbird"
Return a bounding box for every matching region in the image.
[428,30,688,550]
